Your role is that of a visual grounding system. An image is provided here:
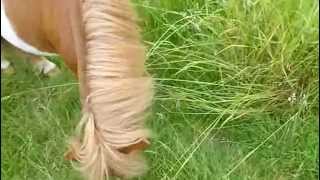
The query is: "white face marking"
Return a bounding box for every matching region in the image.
[1,0,56,56]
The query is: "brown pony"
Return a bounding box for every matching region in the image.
[1,0,154,179]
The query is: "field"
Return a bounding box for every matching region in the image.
[1,0,319,179]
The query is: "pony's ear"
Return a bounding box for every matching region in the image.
[64,148,77,161]
[64,141,78,161]
[119,139,150,154]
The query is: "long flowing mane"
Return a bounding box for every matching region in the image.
[68,0,154,179]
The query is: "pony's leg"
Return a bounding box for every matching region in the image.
[1,42,14,73]
[29,55,60,76]
[1,58,10,71]
[1,39,59,76]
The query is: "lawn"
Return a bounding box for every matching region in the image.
[1,0,319,179]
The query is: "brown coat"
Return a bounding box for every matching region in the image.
[2,0,153,179]
[3,0,84,74]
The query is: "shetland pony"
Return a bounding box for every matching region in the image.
[1,0,154,179]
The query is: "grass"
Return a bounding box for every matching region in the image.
[1,0,319,179]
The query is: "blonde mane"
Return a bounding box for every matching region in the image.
[68,0,154,179]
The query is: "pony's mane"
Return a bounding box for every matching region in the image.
[68,0,153,179]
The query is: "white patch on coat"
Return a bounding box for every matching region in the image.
[1,0,56,56]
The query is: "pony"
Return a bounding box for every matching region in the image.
[1,0,154,179]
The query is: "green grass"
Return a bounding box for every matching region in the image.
[1,0,319,179]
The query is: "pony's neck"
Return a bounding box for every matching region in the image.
[68,0,154,179]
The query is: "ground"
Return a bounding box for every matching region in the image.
[1,0,319,179]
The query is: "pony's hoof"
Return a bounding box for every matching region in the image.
[45,67,61,77]
[1,66,15,75]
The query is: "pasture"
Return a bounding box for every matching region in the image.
[1,0,319,179]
